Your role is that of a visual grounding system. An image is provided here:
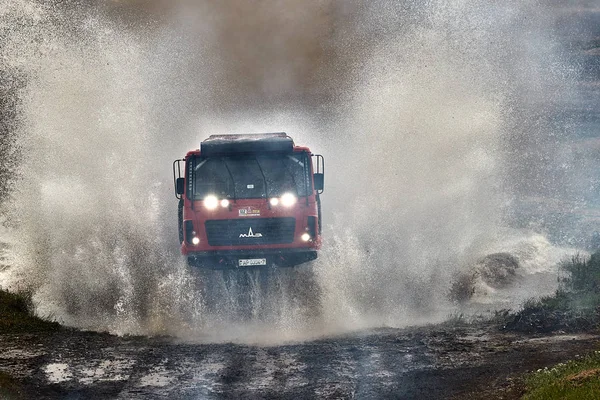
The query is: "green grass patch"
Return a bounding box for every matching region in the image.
[0,289,60,333]
[523,351,600,400]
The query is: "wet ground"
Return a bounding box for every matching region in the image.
[1,323,599,399]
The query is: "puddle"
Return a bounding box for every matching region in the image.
[516,334,600,344]
[138,370,175,387]
[78,359,134,384]
[44,363,72,383]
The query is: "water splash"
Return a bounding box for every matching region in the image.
[0,0,588,341]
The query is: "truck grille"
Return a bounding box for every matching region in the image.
[205,218,296,246]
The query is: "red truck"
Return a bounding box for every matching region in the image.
[173,133,324,268]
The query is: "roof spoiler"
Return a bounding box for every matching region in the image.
[200,133,294,156]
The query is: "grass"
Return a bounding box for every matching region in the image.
[523,351,600,400]
[515,251,600,398]
[502,253,600,333]
[0,288,60,333]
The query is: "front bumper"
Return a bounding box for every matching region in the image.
[186,248,318,269]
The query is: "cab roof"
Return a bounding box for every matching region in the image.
[200,133,294,156]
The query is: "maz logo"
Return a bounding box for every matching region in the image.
[239,227,263,238]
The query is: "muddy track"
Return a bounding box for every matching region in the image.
[1,323,598,399]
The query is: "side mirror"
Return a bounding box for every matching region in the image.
[314,173,324,192]
[176,178,185,195]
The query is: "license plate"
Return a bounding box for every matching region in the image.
[239,258,267,267]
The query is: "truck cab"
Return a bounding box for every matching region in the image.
[173,133,324,268]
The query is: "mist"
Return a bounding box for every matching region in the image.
[0,0,592,341]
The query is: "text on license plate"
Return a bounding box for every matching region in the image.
[239,258,267,267]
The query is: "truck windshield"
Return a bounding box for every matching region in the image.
[191,153,310,200]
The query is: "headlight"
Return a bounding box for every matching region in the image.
[204,195,218,210]
[301,233,311,242]
[269,198,279,206]
[191,237,200,245]
[281,192,297,207]
[220,199,230,208]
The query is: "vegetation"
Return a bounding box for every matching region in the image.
[503,253,600,333]
[515,252,600,398]
[0,289,60,333]
[523,351,600,400]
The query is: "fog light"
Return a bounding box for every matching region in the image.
[301,233,311,242]
[192,237,200,245]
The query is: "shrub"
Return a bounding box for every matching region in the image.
[0,289,60,333]
[503,252,600,333]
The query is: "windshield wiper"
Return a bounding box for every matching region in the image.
[284,155,309,205]
[281,159,299,196]
[222,159,237,203]
[255,157,270,206]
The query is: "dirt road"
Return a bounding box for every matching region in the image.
[1,323,598,399]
